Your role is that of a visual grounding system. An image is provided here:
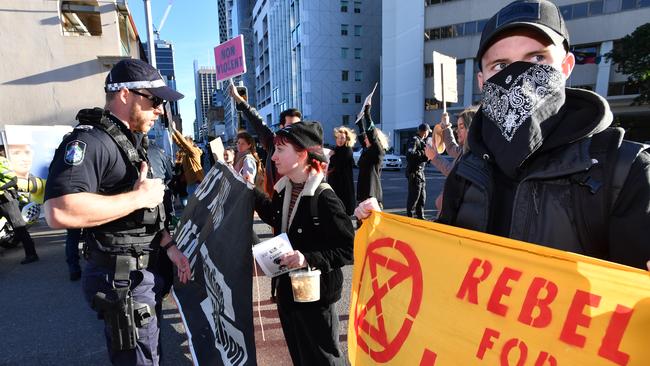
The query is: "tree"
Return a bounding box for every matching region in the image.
[605,23,650,105]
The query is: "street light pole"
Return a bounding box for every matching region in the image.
[143,0,156,67]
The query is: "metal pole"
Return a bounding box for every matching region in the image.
[144,0,156,67]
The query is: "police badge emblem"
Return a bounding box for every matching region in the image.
[64,140,86,166]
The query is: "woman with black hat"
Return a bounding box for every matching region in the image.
[251,121,354,365]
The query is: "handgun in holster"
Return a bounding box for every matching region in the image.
[91,257,154,351]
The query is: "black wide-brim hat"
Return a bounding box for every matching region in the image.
[104,58,184,101]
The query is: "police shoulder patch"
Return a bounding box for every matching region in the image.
[64,140,87,166]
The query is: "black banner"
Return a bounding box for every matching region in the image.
[172,162,257,366]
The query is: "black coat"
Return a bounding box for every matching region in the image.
[356,109,384,204]
[327,146,356,215]
[254,173,354,308]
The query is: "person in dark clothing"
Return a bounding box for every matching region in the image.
[328,126,357,215]
[252,121,354,366]
[355,104,387,207]
[147,142,175,230]
[358,0,650,271]
[405,123,431,219]
[229,84,301,197]
[0,154,39,264]
[43,59,190,365]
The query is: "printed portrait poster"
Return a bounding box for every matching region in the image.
[3,125,73,180]
[350,212,650,366]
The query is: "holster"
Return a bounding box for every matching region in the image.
[90,256,154,351]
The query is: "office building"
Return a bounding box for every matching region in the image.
[384,0,650,153]
[249,0,382,145]
[0,0,144,126]
[194,62,218,140]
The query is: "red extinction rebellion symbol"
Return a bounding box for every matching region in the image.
[354,237,424,363]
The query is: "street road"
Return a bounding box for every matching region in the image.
[0,167,446,365]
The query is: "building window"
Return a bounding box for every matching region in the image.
[342,93,350,103]
[603,0,620,13]
[424,63,434,78]
[341,47,349,58]
[621,0,637,10]
[354,48,362,59]
[341,0,348,12]
[342,70,349,81]
[341,24,349,36]
[589,0,604,15]
[355,93,362,103]
[355,70,363,81]
[60,1,102,36]
[354,25,362,36]
[342,115,350,125]
[354,1,362,13]
[608,81,641,96]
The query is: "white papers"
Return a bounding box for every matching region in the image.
[355,82,379,123]
[252,233,294,277]
[432,51,458,104]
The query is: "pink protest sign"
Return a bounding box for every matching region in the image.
[214,35,247,82]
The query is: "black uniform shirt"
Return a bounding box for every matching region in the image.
[45,114,140,201]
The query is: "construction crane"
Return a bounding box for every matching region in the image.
[153,0,173,40]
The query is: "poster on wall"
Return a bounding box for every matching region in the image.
[2,125,73,181]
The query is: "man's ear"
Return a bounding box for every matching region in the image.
[562,52,575,78]
[118,88,130,104]
[477,71,484,92]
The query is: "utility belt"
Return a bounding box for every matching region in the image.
[88,250,152,272]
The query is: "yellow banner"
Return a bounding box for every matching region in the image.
[348,212,650,366]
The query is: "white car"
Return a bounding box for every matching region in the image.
[352,150,403,170]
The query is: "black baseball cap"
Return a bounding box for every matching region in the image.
[276,121,327,162]
[477,0,570,68]
[104,58,184,101]
[418,123,432,133]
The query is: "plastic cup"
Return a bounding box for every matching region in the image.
[289,269,321,302]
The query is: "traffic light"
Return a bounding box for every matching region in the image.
[237,86,248,102]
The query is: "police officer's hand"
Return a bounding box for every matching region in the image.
[280,250,307,269]
[133,162,165,209]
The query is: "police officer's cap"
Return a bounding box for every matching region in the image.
[418,123,431,133]
[105,58,184,101]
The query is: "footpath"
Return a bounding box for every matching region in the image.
[0,217,351,365]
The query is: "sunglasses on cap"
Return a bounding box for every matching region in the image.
[130,89,165,108]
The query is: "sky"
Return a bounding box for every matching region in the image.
[129,0,220,137]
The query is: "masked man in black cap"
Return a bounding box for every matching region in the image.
[44,58,191,365]
[405,123,431,219]
[433,0,650,270]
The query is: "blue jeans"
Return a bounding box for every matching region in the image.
[65,228,82,274]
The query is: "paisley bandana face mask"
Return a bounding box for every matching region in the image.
[479,61,566,178]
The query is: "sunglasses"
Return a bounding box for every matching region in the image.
[130,89,165,108]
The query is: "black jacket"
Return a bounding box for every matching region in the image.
[438,88,650,269]
[254,172,354,308]
[327,145,356,215]
[356,108,384,204]
[405,135,428,179]
[237,101,279,196]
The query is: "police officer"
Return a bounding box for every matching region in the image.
[0,151,39,264]
[405,123,431,219]
[43,59,191,365]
